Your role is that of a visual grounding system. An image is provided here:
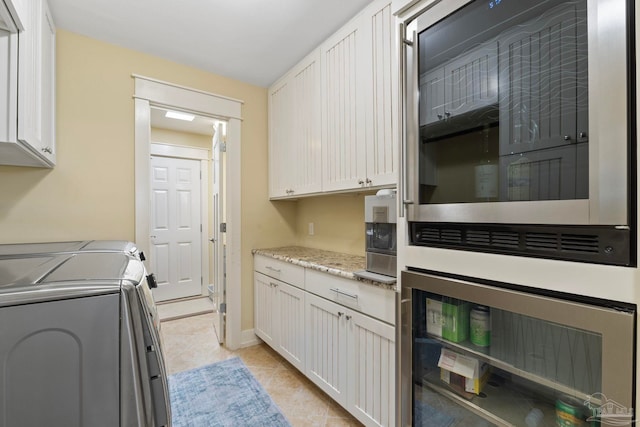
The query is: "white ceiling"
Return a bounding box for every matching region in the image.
[48,0,373,88]
[150,106,218,136]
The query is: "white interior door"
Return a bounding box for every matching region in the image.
[150,155,203,301]
[211,122,226,343]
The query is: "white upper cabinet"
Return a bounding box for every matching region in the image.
[322,0,397,192]
[269,0,397,198]
[362,0,397,188]
[320,15,367,192]
[0,0,55,167]
[420,40,498,128]
[268,49,322,199]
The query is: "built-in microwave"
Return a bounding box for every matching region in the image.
[400,0,635,265]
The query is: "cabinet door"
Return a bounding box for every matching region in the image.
[363,0,396,188]
[498,3,584,155]
[39,0,54,163]
[268,78,293,198]
[290,50,322,196]
[499,144,577,201]
[254,272,278,347]
[269,51,322,198]
[444,40,498,118]
[16,0,55,165]
[419,68,445,126]
[275,281,305,371]
[305,292,348,405]
[321,17,367,192]
[347,310,396,427]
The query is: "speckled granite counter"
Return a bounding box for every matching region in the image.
[252,246,396,290]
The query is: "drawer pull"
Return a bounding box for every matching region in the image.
[266,266,282,273]
[330,288,359,300]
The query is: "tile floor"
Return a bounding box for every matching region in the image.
[161,312,363,426]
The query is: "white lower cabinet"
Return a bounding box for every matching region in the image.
[254,256,396,426]
[254,271,277,347]
[305,292,349,405]
[305,292,396,427]
[347,309,395,427]
[254,272,305,371]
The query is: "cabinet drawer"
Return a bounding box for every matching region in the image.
[305,269,395,325]
[254,255,305,288]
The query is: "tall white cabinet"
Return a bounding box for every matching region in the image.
[0,0,56,167]
[321,0,397,192]
[268,50,322,199]
[320,17,367,192]
[269,0,397,198]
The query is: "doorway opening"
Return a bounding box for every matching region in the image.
[134,75,243,349]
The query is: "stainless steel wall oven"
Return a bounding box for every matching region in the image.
[400,0,636,265]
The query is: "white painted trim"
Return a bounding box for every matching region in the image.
[135,98,151,253]
[224,117,242,350]
[134,76,243,350]
[150,142,209,160]
[133,75,243,121]
[132,74,244,105]
[200,158,210,298]
[240,329,261,348]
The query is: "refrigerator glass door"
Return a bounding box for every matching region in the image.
[400,270,635,427]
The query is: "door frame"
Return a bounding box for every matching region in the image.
[134,75,244,349]
[150,143,210,301]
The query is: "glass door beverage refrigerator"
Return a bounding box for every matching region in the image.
[399,270,635,426]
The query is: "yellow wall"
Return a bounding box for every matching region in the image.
[0,30,298,332]
[292,193,369,256]
[151,127,212,150]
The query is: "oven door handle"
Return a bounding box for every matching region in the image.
[400,24,417,217]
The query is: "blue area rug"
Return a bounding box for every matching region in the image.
[168,357,290,427]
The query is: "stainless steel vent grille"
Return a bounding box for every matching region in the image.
[409,223,631,266]
[467,230,491,245]
[561,234,600,253]
[492,232,519,248]
[441,230,462,244]
[525,233,557,250]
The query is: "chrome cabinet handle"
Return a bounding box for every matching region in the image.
[330,288,359,300]
[564,135,571,141]
[266,266,281,273]
[445,111,451,118]
[338,311,344,317]
[437,114,443,120]
[346,315,352,321]
[579,132,587,138]
[365,178,372,185]
[270,282,278,288]
[42,147,52,154]
[358,179,364,185]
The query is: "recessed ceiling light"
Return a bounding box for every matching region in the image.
[165,110,195,121]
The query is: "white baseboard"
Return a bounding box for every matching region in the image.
[240,329,261,348]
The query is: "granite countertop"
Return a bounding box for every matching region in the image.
[252,246,396,290]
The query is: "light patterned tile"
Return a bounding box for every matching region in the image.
[161,313,363,426]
